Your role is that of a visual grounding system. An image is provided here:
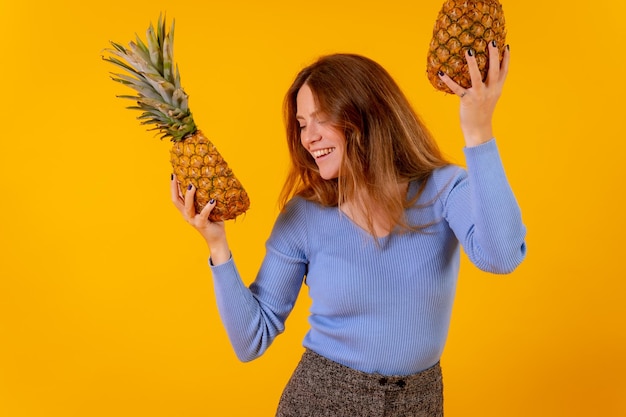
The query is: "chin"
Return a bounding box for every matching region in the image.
[319,171,339,180]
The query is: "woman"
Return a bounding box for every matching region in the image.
[171,43,526,416]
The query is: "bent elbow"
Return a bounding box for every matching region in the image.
[235,349,263,363]
[231,323,282,363]
[232,340,267,363]
[480,241,527,275]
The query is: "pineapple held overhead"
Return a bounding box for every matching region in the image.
[426,0,506,94]
[103,16,250,221]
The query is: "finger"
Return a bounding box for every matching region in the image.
[437,70,467,97]
[486,41,501,85]
[170,174,184,210]
[199,198,217,220]
[183,183,197,219]
[465,49,483,88]
[499,44,511,84]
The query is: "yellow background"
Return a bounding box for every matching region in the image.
[1,0,625,416]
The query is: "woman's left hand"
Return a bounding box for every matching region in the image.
[438,41,510,147]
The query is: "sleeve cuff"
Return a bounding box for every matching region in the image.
[208,252,233,268]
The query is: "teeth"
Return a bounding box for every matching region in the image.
[312,148,335,158]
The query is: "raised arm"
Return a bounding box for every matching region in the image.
[436,42,525,273]
[437,41,510,147]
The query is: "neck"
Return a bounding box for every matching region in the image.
[339,181,409,238]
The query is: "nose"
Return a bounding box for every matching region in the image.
[301,124,321,147]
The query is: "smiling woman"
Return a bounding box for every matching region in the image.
[171,48,526,416]
[3,0,626,415]
[296,84,344,180]
[282,54,451,238]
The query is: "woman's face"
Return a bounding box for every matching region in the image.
[296,83,346,180]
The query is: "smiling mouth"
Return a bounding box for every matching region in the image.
[312,148,335,159]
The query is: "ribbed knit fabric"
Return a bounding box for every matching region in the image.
[210,139,526,376]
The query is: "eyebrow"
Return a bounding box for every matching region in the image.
[296,110,321,121]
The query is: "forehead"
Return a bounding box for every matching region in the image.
[295,84,318,116]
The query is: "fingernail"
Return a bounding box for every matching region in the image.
[170,173,174,180]
[209,199,215,204]
[468,49,474,57]
[506,44,510,51]
[438,70,444,76]
[187,183,193,190]
[492,40,497,47]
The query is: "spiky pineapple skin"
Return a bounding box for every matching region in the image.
[103,16,251,222]
[427,0,506,94]
[170,131,250,222]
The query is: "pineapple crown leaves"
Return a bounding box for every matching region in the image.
[103,14,197,142]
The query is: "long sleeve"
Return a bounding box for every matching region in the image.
[437,138,527,273]
[209,200,308,362]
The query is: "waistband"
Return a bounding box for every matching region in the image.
[300,349,442,391]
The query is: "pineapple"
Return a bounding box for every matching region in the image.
[103,16,250,221]
[426,0,506,94]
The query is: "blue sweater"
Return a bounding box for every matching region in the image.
[210,139,527,376]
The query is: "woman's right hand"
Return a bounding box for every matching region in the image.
[170,175,231,265]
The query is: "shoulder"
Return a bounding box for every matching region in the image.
[432,164,465,182]
[430,164,467,197]
[274,197,306,231]
[280,196,319,222]
[269,197,321,257]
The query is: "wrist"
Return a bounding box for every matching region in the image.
[208,241,230,266]
[463,128,494,148]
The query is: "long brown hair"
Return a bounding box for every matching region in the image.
[280,53,449,236]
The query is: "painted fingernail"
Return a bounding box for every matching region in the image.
[492,40,497,47]
[468,49,474,57]
[170,173,174,180]
[438,70,444,76]
[209,199,215,204]
[506,44,510,51]
[187,183,193,190]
